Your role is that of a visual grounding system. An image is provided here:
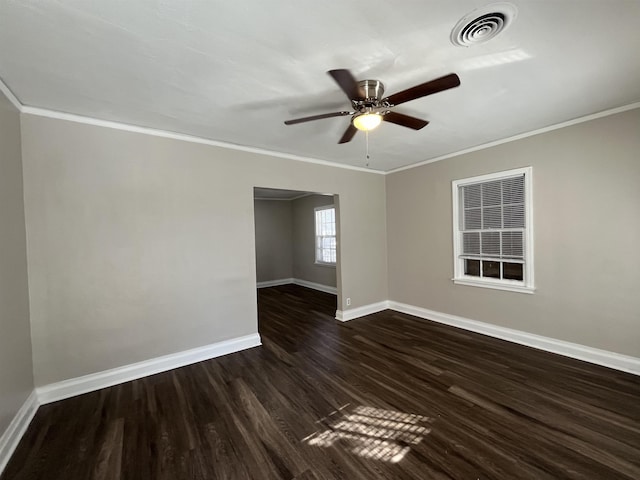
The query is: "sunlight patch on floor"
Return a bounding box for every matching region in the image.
[303,405,431,463]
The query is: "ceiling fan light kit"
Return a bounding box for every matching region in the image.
[353,113,382,131]
[284,69,460,143]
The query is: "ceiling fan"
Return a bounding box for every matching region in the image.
[284,69,461,144]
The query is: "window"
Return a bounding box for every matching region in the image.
[452,167,534,293]
[315,206,336,265]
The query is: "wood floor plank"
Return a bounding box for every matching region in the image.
[3,284,640,479]
[92,418,124,480]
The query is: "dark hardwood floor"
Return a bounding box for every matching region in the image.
[3,284,640,479]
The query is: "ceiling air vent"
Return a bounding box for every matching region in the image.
[451,3,517,47]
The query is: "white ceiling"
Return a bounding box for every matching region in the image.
[1,1,639,172]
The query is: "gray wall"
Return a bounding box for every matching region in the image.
[386,108,640,357]
[292,194,336,287]
[254,199,293,282]
[0,91,34,435]
[14,101,638,391]
[20,114,388,386]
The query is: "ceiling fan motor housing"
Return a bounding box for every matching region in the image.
[357,80,384,101]
[354,80,388,115]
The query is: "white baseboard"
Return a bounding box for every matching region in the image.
[257,278,294,288]
[336,301,390,322]
[388,301,640,376]
[292,278,337,295]
[37,333,262,405]
[257,278,337,295]
[0,391,39,476]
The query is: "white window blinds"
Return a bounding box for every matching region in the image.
[460,175,525,262]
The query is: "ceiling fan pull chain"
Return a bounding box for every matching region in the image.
[365,130,370,167]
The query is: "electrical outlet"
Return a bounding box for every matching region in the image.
[346,297,351,306]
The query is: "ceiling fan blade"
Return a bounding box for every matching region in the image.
[383,111,429,130]
[328,69,362,100]
[385,73,461,106]
[338,124,358,144]
[284,111,351,125]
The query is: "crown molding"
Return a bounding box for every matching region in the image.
[387,101,640,174]
[19,106,385,175]
[254,192,314,202]
[289,192,315,201]
[5,74,639,176]
[0,76,23,112]
[0,78,384,175]
[254,197,296,201]
[0,73,382,175]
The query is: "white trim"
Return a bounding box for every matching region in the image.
[254,197,295,202]
[387,102,640,174]
[388,301,640,376]
[0,78,23,112]
[257,278,295,288]
[37,333,262,405]
[293,278,337,295]
[254,193,314,202]
[7,73,639,175]
[289,193,316,201]
[452,278,534,294]
[452,166,531,187]
[0,76,22,112]
[0,391,39,476]
[451,166,534,292]
[314,261,337,267]
[20,107,384,175]
[256,278,337,294]
[336,301,390,322]
[314,262,337,268]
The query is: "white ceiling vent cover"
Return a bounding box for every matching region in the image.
[451,3,518,47]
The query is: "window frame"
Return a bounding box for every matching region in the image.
[314,205,337,267]
[451,166,535,294]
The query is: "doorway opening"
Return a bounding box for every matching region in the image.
[253,187,340,331]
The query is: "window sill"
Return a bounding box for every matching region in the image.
[315,262,336,268]
[453,278,535,294]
